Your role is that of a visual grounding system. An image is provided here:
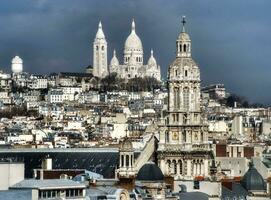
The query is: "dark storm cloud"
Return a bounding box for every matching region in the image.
[0,0,271,104]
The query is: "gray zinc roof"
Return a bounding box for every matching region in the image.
[10,179,86,190]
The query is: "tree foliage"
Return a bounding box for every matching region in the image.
[0,105,38,119]
[226,94,249,108]
[100,74,161,92]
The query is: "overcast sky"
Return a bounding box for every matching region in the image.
[0,0,270,104]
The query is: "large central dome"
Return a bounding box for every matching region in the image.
[124,19,143,52]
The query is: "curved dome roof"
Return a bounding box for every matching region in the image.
[178,32,190,41]
[120,137,133,151]
[110,50,119,66]
[12,56,23,64]
[241,163,266,191]
[124,19,143,52]
[136,162,164,181]
[147,49,157,66]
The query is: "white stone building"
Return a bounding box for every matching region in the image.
[93,21,108,78]
[0,162,24,190]
[28,75,48,89]
[47,88,63,103]
[93,20,161,81]
[11,55,23,74]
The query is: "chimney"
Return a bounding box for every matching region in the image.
[42,157,52,170]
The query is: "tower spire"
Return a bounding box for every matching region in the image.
[95,20,105,39]
[113,49,116,57]
[131,18,135,32]
[181,16,186,32]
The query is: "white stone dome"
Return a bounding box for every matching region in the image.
[110,50,119,66]
[147,49,157,66]
[11,55,23,73]
[178,32,190,41]
[124,20,143,52]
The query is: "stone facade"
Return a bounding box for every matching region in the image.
[93,22,108,78]
[158,18,212,180]
[93,19,161,81]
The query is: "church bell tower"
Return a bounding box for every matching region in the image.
[93,21,108,78]
[158,17,212,180]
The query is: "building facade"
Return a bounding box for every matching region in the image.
[93,22,108,78]
[158,17,212,180]
[93,20,161,81]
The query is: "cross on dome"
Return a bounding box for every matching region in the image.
[181,16,186,32]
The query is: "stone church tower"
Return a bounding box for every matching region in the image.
[158,17,212,180]
[93,21,108,78]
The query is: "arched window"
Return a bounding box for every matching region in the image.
[121,155,124,167]
[167,160,171,174]
[173,160,177,174]
[174,87,180,109]
[179,160,183,175]
[185,70,188,77]
[101,46,104,50]
[126,155,129,167]
[182,131,186,142]
[183,87,189,110]
[166,131,169,143]
[201,132,204,142]
[183,44,187,52]
[96,46,98,50]
[130,155,133,166]
[179,44,182,52]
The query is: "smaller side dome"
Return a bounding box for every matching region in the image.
[241,163,266,191]
[120,137,133,151]
[147,49,157,66]
[110,49,119,66]
[136,161,164,181]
